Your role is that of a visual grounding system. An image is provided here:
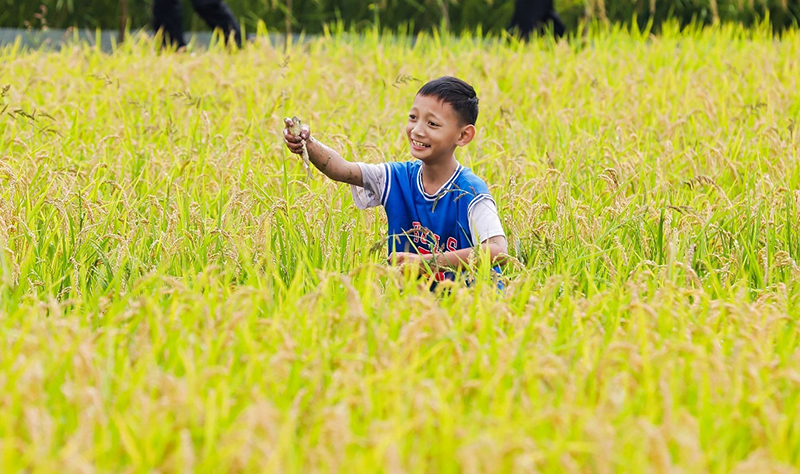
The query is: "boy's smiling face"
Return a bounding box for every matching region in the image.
[405,94,475,164]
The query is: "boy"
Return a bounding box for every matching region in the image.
[283,76,507,282]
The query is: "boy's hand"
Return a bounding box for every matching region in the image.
[389,252,429,275]
[284,116,314,178]
[283,117,311,155]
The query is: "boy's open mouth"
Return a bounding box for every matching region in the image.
[412,140,430,148]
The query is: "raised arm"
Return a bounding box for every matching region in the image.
[283,118,363,186]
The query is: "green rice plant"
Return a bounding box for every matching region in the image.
[0,22,799,472]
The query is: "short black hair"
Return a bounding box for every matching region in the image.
[416,76,479,126]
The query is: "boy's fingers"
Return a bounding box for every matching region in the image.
[283,136,302,152]
[283,128,301,143]
[284,117,293,127]
[389,252,416,266]
[300,125,310,140]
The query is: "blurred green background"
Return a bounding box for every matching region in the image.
[1,0,798,36]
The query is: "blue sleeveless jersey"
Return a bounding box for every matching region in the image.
[380,161,500,282]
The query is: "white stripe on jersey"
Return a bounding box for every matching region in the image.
[416,164,464,201]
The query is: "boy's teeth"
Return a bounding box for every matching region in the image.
[413,140,429,147]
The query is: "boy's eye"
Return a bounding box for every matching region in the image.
[408,114,417,120]
[428,121,439,127]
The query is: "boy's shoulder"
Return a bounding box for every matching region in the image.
[453,165,487,185]
[452,165,491,199]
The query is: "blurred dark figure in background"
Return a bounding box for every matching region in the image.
[153,0,242,48]
[508,0,565,39]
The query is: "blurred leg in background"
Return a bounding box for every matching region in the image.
[508,0,565,40]
[191,0,242,47]
[546,7,566,37]
[153,0,186,47]
[153,0,243,48]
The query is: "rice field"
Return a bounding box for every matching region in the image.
[1,23,799,472]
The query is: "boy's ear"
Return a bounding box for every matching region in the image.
[456,124,476,147]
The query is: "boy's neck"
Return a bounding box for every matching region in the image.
[420,155,459,194]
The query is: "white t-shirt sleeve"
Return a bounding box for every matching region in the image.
[468,197,506,246]
[350,162,387,209]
